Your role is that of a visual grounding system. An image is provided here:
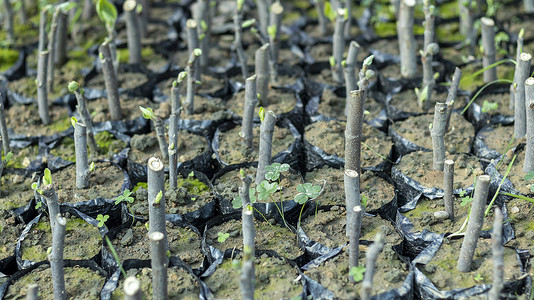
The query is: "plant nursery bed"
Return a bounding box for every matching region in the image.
[5,103,70,137]
[110,265,200,299]
[506,198,534,251]
[0,173,36,211]
[204,254,302,299]
[88,96,154,123]
[226,88,297,117]
[403,197,470,234]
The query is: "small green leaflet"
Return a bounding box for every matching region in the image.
[264,163,289,181]
[523,171,534,181]
[481,100,498,113]
[267,24,277,39]
[258,107,265,122]
[324,1,336,22]
[96,0,117,29]
[43,168,52,186]
[139,106,154,120]
[349,265,366,282]
[154,190,163,204]
[257,180,278,201]
[294,183,321,204]
[217,232,230,243]
[96,214,109,227]
[68,81,79,93]
[70,116,77,128]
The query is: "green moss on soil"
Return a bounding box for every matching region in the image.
[0,48,19,72]
[437,2,460,19]
[374,22,424,37]
[50,131,126,161]
[117,47,158,64]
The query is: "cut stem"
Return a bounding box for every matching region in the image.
[255,44,270,107]
[187,19,201,81]
[242,75,258,151]
[124,276,143,300]
[457,175,490,272]
[361,233,385,300]
[514,52,532,138]
[524,77,534,172]
[233,12,248,80]
[445,67,462,132]
[481,17,497,83]
[240,175,255,256]
[488,207,503,300]
[99,41,122,121]
[149,231,168,300]
[345,90,364,175]
[49,214,67,300]
[74,122,90,189]
[147,157,167,242]
[431,102,447,171]
[397,0,417,78]
[443,160,455,221]
[349,205,362,282]
[0,100,10,156]
[169,113,179,190]
[332,8,347,84]
[37,49,50,125]
[124,0,142,65]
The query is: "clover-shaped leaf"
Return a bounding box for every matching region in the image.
[257,180,278,201]
[294,193,308,204]
[264,163,289,181]
[296,183,321,198]
[349,265,366,282]
[524,171,534,181]
[232,196,243,209]
[217,232,230,243]
[139,106,154,120]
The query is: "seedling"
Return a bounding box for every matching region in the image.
[217,232,230,243]
[139,106,169,160]
[96,214,109,227]
[114,189,135,224]
[473,273,484,283]
[294,182,323,230]
[96,0,118,73]
[349,265,366,282]
[481,100,498,113]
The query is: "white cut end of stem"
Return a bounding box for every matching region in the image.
[271,2,284,14]
[520,52,532,62]
[149,231,165,241]
[186,19,197,29]
[354,205,362,213]
[148,157,164,171]
[57,215,67,226]
[123,0,136,11]
[478,174,491,183]
[403,0,416,7]
[481,17,495,27]
[124,276,141,296]
[344,169,359,178]
[246,74,257,82]
[526,77,534,86]
[444,159,455,166]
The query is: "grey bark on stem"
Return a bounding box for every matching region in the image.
[431,102,447,171]
[255,44,270,107]
[481,17,497,83]
[124,276,143,300]
[0,100,10,155]
[171,77,185,115]
[169,113,179,190]
[514,52,532,138]
[233,13,248,80]
[148,157,167,243]
[256,110,277,186]
[269,1,283,66]
[422,0,435,50]
[361,233,385,300]
[523,77,534,172]
[344,0,352,39]
[240,175,255,256]
[72,85,98,155]
[138,0,149,38]
[344,41,361,116]
[460,0,475,55]
[396,0,417,78]
[124,0,142,65]
[187,19,202,81]
[49,214,67,300]
[349,206,362,282]
[345,90,364,176]
[256,0,269,39]
[153,118,169,161]
[242,75,257,151]
[193,0,211,68]
[82,0,95,20]
[332,8,346,84]
[510,30,524,110]
[525,0,534,12]
[26,284,39,300]
[185,50,201,115]
[37,49,50,125]
[443,160,455,221]
[390,0,400,19]
[445,67,462,133]
[149,231,168,300]
[2,0,14,42]
[99,41,122,121]
[42,184,60,236]
[488,207,504,300]
[74,122,90,189]
[54,10,68,66]
[47,7,61,93]
[239,246,255,300]
[457,174,491,272]
[420,43,439,111]
[314,0,327,36]
[344,169,361,237]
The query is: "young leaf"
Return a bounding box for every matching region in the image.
[232,196,243,209]
[349,265,366,282]
[154,190,163,204]
[96,0,117,30]
[236,0,245,11]
[267,24,277,40]
[329,56,336,68]
[70,116,77,128]
[43,168,52,186]
[481,100,498,113]
[258,107,265,122]
[217,232,230,243]
[324,1,336,22]
[242,18,255,28]
[524,171,534,181]
[193,48,203,56]
[294,193,308,204]
[139,106,154,120]
[362,55,374,67]
[177,71,187,83]
[4,151,13,164]
[257,180,278,201]
[89,161,95,172]
[68,81,79,93]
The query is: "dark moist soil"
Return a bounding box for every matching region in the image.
[0,210,25,260]
[304,244,408,299]
[54,161,125,203]
[478,124,521,155]
[395,151,483,190]
[128,130,207,165]
[419,238,522,290]
[305,120,393,168]
[474,92,514,118]
[4,264,106,300]
[226,88,297,117]
[204,254,302,299]
[107,222,203,268]
[21,214,101,262]
[216,125,294,165]
[1,145,40,169]
[8,76,65,103]
[5,103,71,137]
[157,74,225,97]
[205,218,304,260]
[304,166,395,211]
[131,173,215,216]
[213,166,303,207]
[110,266,200,299]
[392,111,474,153]
[302,207,402,249]
[389,90,448,115]
[180,95,233,122]
[86,71,148,91]
[506,198,534,251]
[0,173,36,211]
[49,131,127,162]
[403,197,470,234]
[317,88,383,121]
[497,147,531,195]
[88,96,155,123]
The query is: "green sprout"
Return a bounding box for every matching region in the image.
[242,19,256,28]
[96,214,109,227]
[96,0,117,32]
[139,106,155,120]
[177,71,187,83]
[329,56,336,68]
[473,273,484,283]
[154,190,163,204]
[67,81,79,93]
[459,190,473,206]
[258,107,266,122]
[481,100,498,113]
[267,24,277,39]
[349,265,366,282]
[115,189,134,205]
[43,168,52,186]
[217,232,230,243]
[265,163,290,181]
[324,1,336,22]
[70,116,77,128]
